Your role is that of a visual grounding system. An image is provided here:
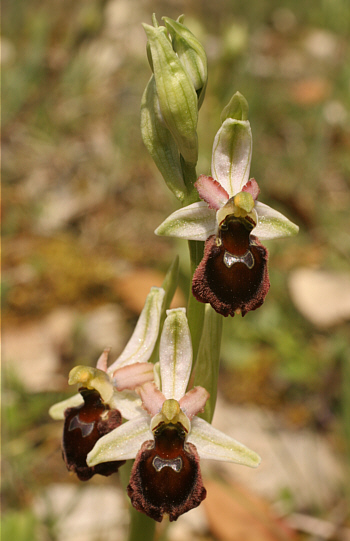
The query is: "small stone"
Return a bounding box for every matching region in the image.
[289,268,350,327]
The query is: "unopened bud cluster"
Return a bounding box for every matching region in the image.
[141,15,207,201]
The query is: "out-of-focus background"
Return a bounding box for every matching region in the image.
[2,0,350,540]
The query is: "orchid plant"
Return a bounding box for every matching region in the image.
[50,14,298,541]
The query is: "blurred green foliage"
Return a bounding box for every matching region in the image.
[2,510,39,541]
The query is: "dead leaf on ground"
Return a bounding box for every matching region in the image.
[289,268,350,327]
[289,78,331,105]
[115,268,186,313]
[203,478,297,541]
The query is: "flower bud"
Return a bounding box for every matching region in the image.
[141,75,187,201]
[143,22,198,165]
[220,91,249,123]
[163,16,208,109]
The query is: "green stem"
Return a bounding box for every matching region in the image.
[187,239,205,364]
[193,305,223,422]
[180,155,207,366]
[127,507,156,541]
[120,461,156,541]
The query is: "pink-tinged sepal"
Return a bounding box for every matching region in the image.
[62,388,124,481]
[195,175,229,210]
[192,215,270,317]
[127,425,206,522]
[242,178,260,200]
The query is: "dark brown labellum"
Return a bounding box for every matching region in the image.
[62,388,125,481]
[127,424,206,522]
[192,215,270,316]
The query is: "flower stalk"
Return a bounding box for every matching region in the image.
[120,461,157,541]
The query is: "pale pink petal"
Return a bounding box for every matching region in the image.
[242,178,260,200]
[195,175,229,210]
[179,386,209,420]
[96,347,110,372]
[113,362,154,391]
[137,381,165,416]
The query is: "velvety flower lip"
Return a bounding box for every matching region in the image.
[127,423,206,522]
[87,308,260,522]
[62,388,124,481]
[155,117,298,316]
[192,215,270,317]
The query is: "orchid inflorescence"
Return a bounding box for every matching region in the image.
[50,14,298,532]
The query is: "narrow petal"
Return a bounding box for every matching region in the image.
[211,119,252,197]
[137,381,166,417]
[195,175,229,210]
[113,362,154,391]
[108,287,165,372]
[254,202,299,239]
[96,348,110,371]
[188,416,261,468]
[160,308,192,401]
[242,178,260,200]
[179,386,209,420]
[49,393,83,420]
[155,202,216,240]
[87,414,152,465]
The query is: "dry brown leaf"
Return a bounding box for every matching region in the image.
[289,78,331,105]
[115,268,185,313]
[203,478,297,541]
[289,268,350,327]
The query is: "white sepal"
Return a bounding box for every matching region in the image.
[87,414,152,466]
[211,119,252,197]
[108,286,165,372]
[254,201,299,240]
[188,416,261,468]
[48,393,83,420]
[160,308,192,401]
[155,202,216,240]
[109,389,145,421]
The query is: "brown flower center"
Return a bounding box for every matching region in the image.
[192,214,270,316]
[127,423,206,522]
[62,388,124,481]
